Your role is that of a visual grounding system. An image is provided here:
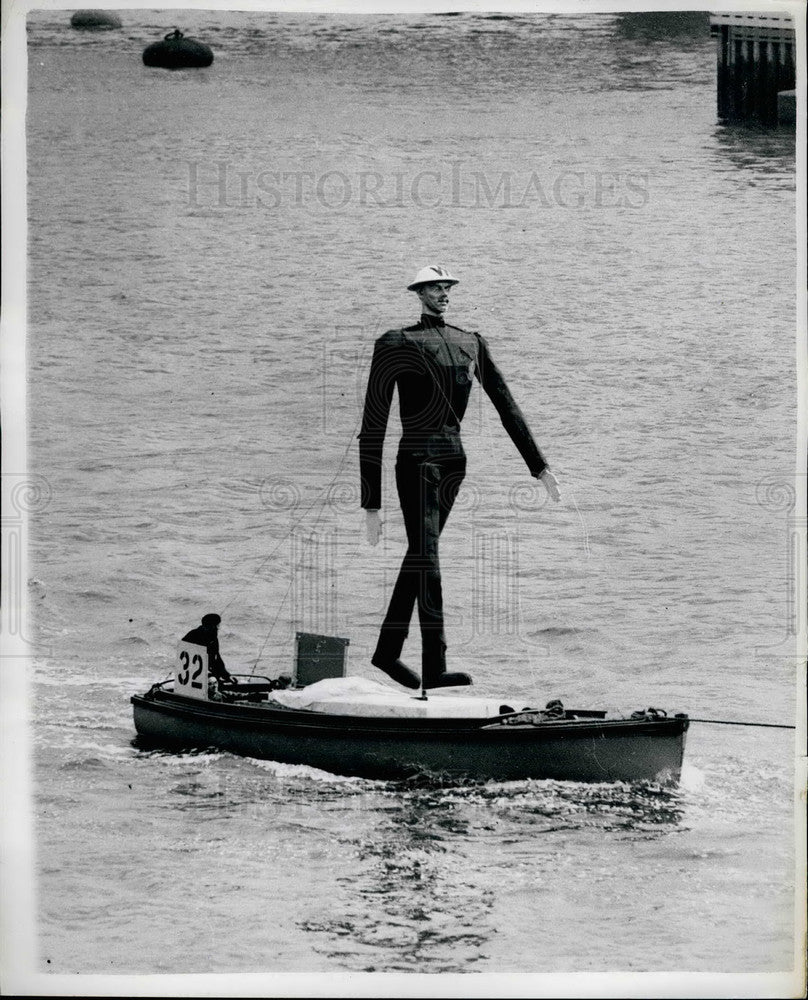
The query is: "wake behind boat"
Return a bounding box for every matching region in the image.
[131,631,689,783]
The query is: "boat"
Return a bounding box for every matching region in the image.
[131,632,689,784]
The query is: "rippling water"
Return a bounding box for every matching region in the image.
[20,7,799,982]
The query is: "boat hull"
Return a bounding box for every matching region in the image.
[132,691,689,784]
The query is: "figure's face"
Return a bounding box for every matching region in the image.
[417,281,453,314]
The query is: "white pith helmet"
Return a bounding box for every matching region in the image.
[407,265,459,291]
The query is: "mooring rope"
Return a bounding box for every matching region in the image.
[689,718,796,730]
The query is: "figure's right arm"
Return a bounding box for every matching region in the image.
[358,335,397,511]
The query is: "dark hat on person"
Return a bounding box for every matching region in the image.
[201,613,221,626]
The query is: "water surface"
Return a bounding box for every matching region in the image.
[25,9,798,978]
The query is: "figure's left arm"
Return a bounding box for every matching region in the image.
[474,333,560,501]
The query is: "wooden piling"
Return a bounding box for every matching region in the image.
[710,12,795,125]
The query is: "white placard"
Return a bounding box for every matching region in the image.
[176,641,209,700]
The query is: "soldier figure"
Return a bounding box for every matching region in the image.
[359,265,560,690]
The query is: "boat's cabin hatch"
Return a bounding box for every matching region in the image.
[293,631,349,687]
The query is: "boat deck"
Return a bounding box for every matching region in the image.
[132,675,689,783]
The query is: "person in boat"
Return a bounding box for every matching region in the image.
[182,613,236,685]
[359,265,560,691]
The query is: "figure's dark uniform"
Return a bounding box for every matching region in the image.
[359,313,548,685]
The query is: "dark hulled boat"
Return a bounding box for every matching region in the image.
[132,636,689,783]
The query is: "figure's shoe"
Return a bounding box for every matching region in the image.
[423,671,473,689]
[371,655,421,690]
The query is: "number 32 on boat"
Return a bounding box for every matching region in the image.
[176,641,209,700]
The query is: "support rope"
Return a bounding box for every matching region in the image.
[247,406,366,671]
[689,718,796,730]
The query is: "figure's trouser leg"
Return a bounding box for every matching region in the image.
[373,454,465,680]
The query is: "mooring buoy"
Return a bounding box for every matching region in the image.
[70,10,122,30]
[142,28,213,70]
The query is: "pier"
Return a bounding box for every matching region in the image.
[710,12,796,124]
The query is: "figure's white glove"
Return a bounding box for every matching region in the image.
[366,509,382,546]
[539,469,561,502]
